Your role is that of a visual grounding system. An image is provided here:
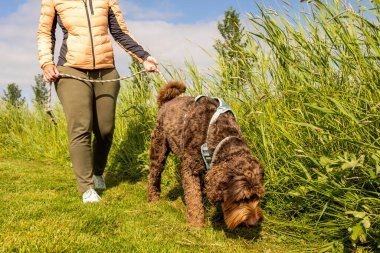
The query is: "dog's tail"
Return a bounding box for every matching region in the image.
[157,80,186,108]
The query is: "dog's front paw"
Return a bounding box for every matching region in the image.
[148,193,160,202]
[188,220,205,228]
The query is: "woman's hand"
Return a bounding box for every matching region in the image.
[43,64,60,82]
[143,56,159,72]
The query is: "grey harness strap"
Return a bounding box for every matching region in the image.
[200,143,212,170]
[209,97,237,124]
[195,95,236,122]
[195,95,237,170]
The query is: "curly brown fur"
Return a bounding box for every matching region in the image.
[157,80,186,108]
[148,81,264,229]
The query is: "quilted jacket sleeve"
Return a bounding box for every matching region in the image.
[108,0,150,63]
[37,0,57,69]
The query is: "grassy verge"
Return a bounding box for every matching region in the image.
[1,0,379,251]
[0,157,324,253]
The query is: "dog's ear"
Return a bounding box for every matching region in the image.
[204,162,232,203]
[224,172,265,203]
[229,158,264,203]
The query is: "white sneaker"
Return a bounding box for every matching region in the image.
[82,189,101,203]
[93,175,106,190]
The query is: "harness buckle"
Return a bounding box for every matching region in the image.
[201,143,212,170]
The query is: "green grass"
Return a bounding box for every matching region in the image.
[1,0,379,251]
[0,157,319,253]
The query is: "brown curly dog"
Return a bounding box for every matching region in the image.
[148,81,264,229]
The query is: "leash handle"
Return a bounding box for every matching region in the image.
[44,79,58,125]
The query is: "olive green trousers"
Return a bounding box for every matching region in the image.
[56,66,120,192]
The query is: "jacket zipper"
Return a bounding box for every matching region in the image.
[82,0,96,69]
[89,0,94,15]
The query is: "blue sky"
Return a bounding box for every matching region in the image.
[0,0,376,101]
[0,0,305,22]
[1,0,373,22]
[0,0,26,16]
[121,0,266,23]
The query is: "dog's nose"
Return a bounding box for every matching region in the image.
[244,215,261,227]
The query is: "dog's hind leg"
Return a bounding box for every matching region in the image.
[181,157,205,228]
[148,124,169,202]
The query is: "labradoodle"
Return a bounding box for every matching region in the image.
[148,81,264,229]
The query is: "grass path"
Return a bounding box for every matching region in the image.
[0,158,320,252]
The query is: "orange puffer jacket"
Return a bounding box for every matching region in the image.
[37,0,150,70]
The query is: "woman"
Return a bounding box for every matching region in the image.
[37,0,158,203]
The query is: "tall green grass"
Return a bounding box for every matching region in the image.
[0,0,379,251]
[0,102,68,162]
[208,1,380,250]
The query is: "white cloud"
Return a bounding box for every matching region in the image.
[0,0,41,99]
[0,0,220,101]
[120,1,183,21]
[114,20,219,74]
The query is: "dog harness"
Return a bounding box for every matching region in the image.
[194,95,237,170]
